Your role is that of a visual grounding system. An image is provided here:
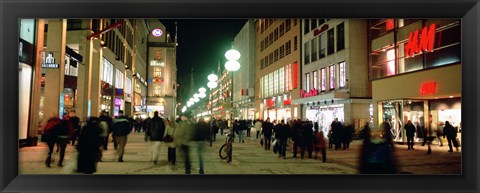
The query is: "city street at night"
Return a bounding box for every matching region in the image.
[20,132,461,175]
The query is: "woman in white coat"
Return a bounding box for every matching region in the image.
[164,115,177,165]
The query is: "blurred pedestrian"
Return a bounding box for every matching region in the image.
[111,110,133,162]
[301,120,314,159]
[43,115,74,168]
[147,111,166,165]
[443,121,459,152]
[436,122,444,146]
[97,115,109,162]
[143,116,151,141]
[210,118,219,143]
[359,121,397,174]
[177,116,194,174]
[275,120,291,159]
[331,118,343,150]
[359,122,371,140]
[262,118,274,150]
[342,124,354,150]
[98,110,112,150]
[404,120,416,150]
[313,122,326,162]
[67,110,81,146]
[76,117,101,174]
[292,119,303,158]
[193,118,210,174]
[253,119,262,139]
[164,116,177,165]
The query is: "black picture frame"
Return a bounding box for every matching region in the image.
[1,0,479,192]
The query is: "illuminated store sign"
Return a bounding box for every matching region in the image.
[293,62,299,88]
[152,28,163,37]
[405,24,436,58]
[300,88,319,98]
[150,60,165,66]
[42,52,59,68]
[420,81,436,95]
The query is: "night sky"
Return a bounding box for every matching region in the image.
[160,19,247,106]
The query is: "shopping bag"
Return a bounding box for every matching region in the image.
[272,139,278,154]
[260,137,264,146]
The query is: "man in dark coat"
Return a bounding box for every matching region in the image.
[76,117,101,174]
[443,121,458,152]
[331,118,343,150]
[262,118,274,150]
[275,120,291,159]
[147,111,166,164]
[301,121,314,159]
[111,110,133,162]
[292,119,303,158]
[68,110,81,146]
[404,120,416,150]
[194,119,210,174]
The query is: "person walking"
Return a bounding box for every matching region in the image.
[43,116,71,168]
[292,119,303,158]
[331,118,343,150]
[147,111,166,165]
[98,110,112,150]
[301,121,314,159]
[254,119,262,139]
[176,116,194,174]
[313,122,327,162]
[275,120,291,159]
[97,115,109,162]
[404,120,416,150]
[76,117,102,174]
[111,110,133,162]
[67,110,81,146]
[164,116,177,165]
[262,118,274,150]
[436,122,444,146]
[193,118,210,174]
[443,121,458,152]
[342,124,354,150]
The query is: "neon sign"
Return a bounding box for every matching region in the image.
[293,62,298,89]
[300,88,319,98]
[405,24,436,58]
[313,24,329,36]
[420,81,436,95]
[152,28,163,37]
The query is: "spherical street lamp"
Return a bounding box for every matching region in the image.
[193,97,200,102]
[207,74,218,82]
[194,93,199,99]
[225,49,241,61]
[225,60,240,72]
[207,81,218,89]
[199,87,207,93]
[199,92,206,98]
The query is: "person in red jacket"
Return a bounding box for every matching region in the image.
[313,122,327,162]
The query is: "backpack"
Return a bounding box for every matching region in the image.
[149,117,166,141]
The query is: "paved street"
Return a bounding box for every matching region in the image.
[19,132,461,175]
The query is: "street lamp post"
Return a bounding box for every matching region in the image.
[224,49,241,132]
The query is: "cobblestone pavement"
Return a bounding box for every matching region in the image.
[19,132,461,175]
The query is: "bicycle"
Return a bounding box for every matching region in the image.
[219,133,235,163]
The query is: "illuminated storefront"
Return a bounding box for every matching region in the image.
[369,19,461,143]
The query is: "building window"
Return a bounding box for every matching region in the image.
[274,28,279,41]
[102,58,113,85]
[274,70,279,94]
[126,77,132,95]
[269,53,273,65]
[115,68,124,89]
[269,33,273,45]
[286,19,291,32]
[304,42,310,64]
[286,41,291,55]
[337,23,345,51]
[294,36,298,51]
[153,67,162,78]
[280,23,285,37]
[279,67,285,93]
[261,59,265,70]
[274,49,279,62]
[304,19,310,34]
[319,33,326,58]
[153,86,161,96]
[321,68,326,91]
[261,40,264,51]
[286,64,292,91]
[294,19,298,26]
[305,73,311,91]
[313,70,318,89]
[327,29,335,55]
[311,38,318,62]
[268,72,274,96]
[339,61,346,88]
[311,19,317,31]
[318,19,325,26]
[280,45,285,59]
[329,65,335,89]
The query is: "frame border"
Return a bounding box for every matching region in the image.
[1,0,479,192]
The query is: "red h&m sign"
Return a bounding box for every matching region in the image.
[293,62,298,89]
[283,97,291,105]
[385,19,394,31]
[420,81,436,95]
[266,98,275,108]
[405,24,436,58]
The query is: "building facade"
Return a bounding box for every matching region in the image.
[20,19,149,147]
[145,19,177,118]
[293,19,371,134]
[369,19,461,143]
[255,19,302,122]
[232,19,256,120]
[210,68,232,120]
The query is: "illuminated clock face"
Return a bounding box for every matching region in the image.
[152,28,163,37]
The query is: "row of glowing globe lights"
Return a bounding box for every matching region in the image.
[181,49,241,113]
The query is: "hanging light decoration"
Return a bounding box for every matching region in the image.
[199,92,206,98]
